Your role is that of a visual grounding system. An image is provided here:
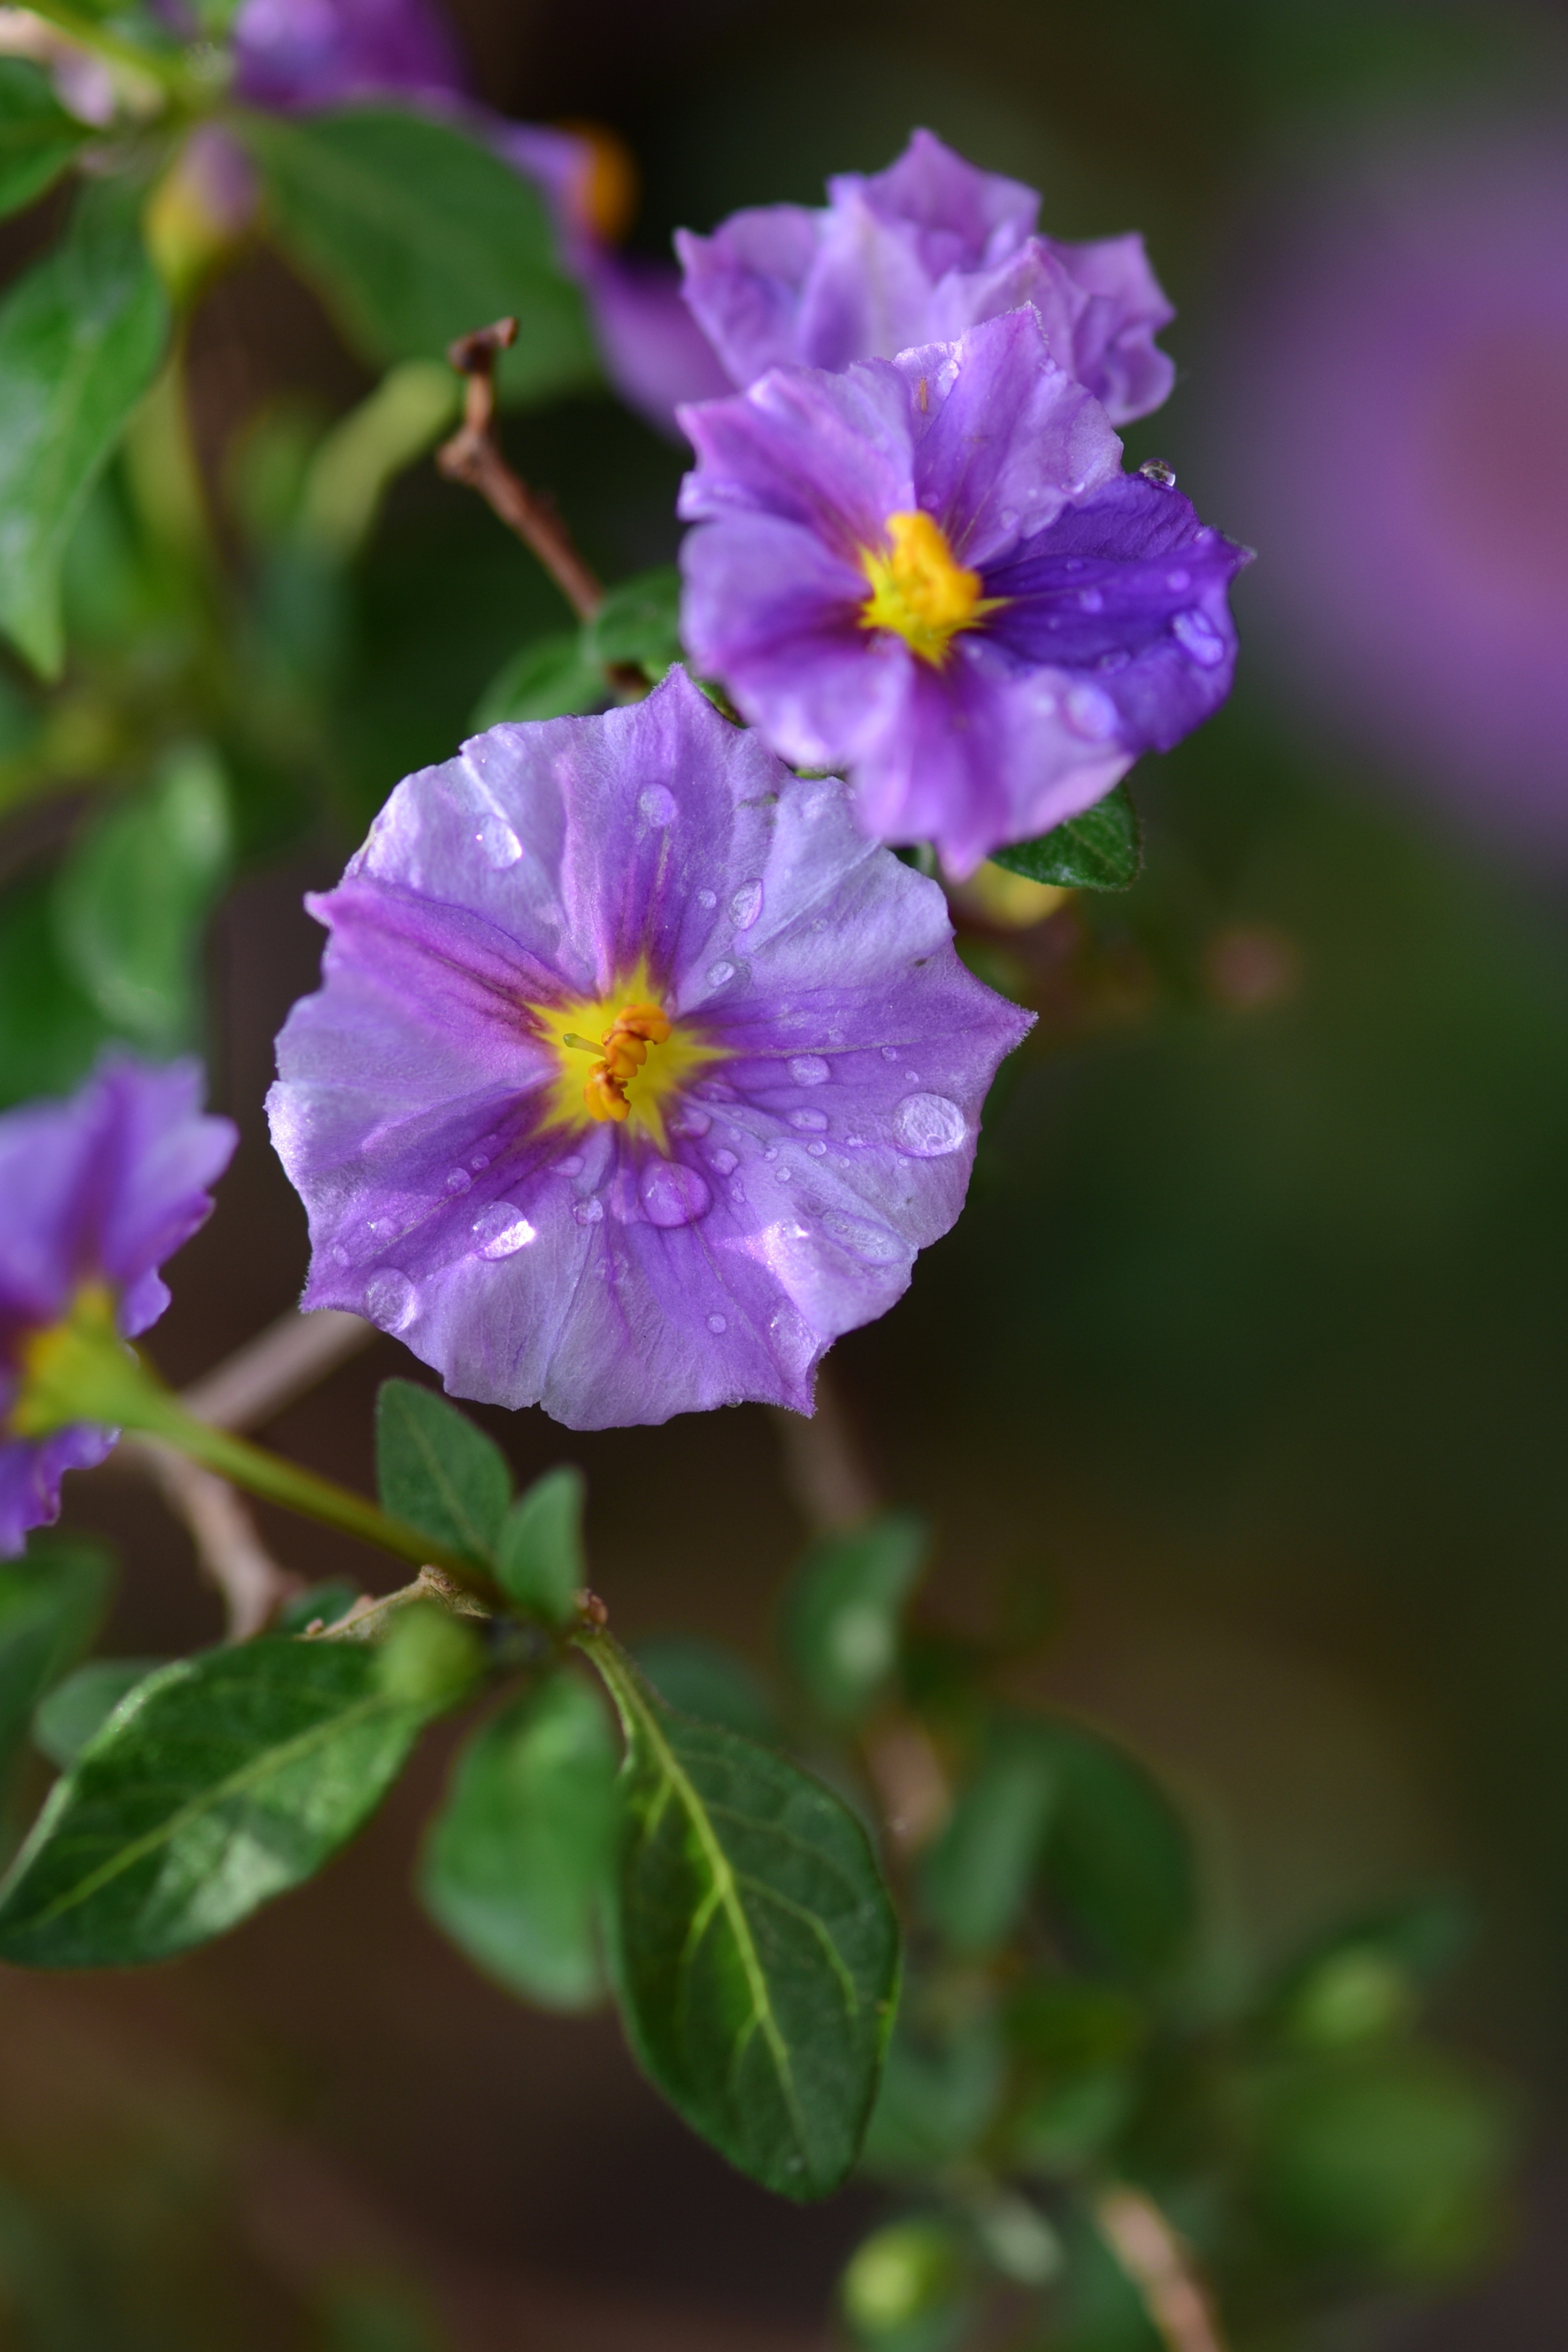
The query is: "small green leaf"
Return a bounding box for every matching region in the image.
[0,1537,112,1780]
[0,1636,448,1967]
[494,1466,583,1625]
[920,1718,1058,1954]
[0,60,89,221]
[242,107,597,408]
[31,1657,162,1770]
[0,181,168,675]
[587,1632,900,2200]
[375,1378,511,1567]
[52,741,232,1050]
[0,869,109,1111]
[635,1634,780,1744]
[862,2014,1005,2179]
[471,632,607,728]
[1034,1718,1196,1983]
[991,783,1142,892]
[420,1671,618,2010]
[583,565,682,677]
[781,1511,929,1726]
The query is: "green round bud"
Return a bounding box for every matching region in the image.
[376,1602,482,1707]
[840,2218,963,2344]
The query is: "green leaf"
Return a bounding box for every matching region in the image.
[374,1378,511,1567]
[0,1538,112,1781]
[862,2014,1005,2179]
[587,1632,900,2200]
[494,1466,584,1625]
[920,1717,1058,1954]
[0,181,168,675]
[471,632,607,727]
[583,565,682,677]
[419,1671,617,2009]
[241,107,597,408]
[634,1634,780,1744]
[781,1511,929,1726]
[0,869,111,1111]
[0,1636,447,1967]
[31,1657,161,1770]
[1034,1718,1196,1983]
[0,60,89,222]
[52,741,232,1050]
[991,783,1142,892]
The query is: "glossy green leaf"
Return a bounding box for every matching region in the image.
[420,1671,617,2009]
[494,1466,584,1625]
[52,741,232,1050]
[471,632,607,727]
[0,181,168,675]
[0,1538,112,1781]
[31,1657,162,1770]
[587,1633,899,2199]
[920,1717,1058,1954]
[0,60,89,221]
[781,1511,929,1725]
[1034,1718,1196,1983]
[242,107,597,407]
[375,1378,511,1567]
[991,783,1142,892]
[635,1634,780,1744]
[0,1636,446,1967]
[584,565,682,677]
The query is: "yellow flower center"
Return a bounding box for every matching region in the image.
[9,1281,124,1440]
[859,510,1004,667]
[530,963,722,1151]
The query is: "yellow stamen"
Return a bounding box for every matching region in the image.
[528,968,719,1151]
[859,510,1005,668]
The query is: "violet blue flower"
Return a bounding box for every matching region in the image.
[677,306,1249,878]
[267,668,1031,1429]
[677,128,1175,427]
[231,0,469,112]
[0,1058,237,1556]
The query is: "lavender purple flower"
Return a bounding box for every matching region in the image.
[267,668,1031,1429]
[0,1059,237,1556]
[677,307,1249,878]
[677,129,1175,427]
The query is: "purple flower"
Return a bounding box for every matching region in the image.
[231,0,469,111]
[0,1059,237,1556]
[266,668,1031,1429]
[677,307,1249,878]
[677,128,1175,428]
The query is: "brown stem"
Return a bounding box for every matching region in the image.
[128,1442,300,1641]
[437,319,605,624]
[1094,2186,1229,2352]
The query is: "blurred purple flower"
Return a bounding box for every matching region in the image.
[677,128,1175,426]
[1215,137,1568,852]
[0,1059,236,1556]
[231,0,467,110]
[268,668,1030,1429]
[678,308,1248,877]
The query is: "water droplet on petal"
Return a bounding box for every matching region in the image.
[470,1153,489,1171]
[707,1312,727,1334]
[330,1243,349,1266]
[476,815,522,869]
[1140,458,1177,488]
[728,878,763,929]
[639,1160,712,1228]
[710,1148,738,1175]
[697,887,717,910]
[573,1198,604,1226]
[789,1054,830,1086]
[364,1270,417,1331]
[822,1211,908,1265]
[775,1165,792,1183]
[674,1106,711,1138]
[1172,608,1227,667]
[807,1140,827,1156]
[554,1153,584,1176]
[369,1217,396,1239]
[445,1167,471,1194]
[789,1108,828,1130]
[894,1091,968,1157]
[639,785,676,826]
[1166,568,1191,592]
[471,1203,536,1259]
[881,1044,900,1061]
[1077,587,1104,612]
[707,960,737,989]
[1063,682,1120,740]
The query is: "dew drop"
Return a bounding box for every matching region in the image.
[573,1198,605,1226]
[764,1146,777,1160]
[1063,682,1119,740]
[881,1044,900,1061]
[364,1270,417,1331]
[476,814,522,869]
[445,1167,471,1194]
[1166,568,1191,592]
[639,1160,712,1228]
[697,887,717,910]
[894,1091,968,1157]
[807,1140,827,1156]
[674,1106,711,1138]
[639,785,677,826]
[789,1054,830,1086]
[710,1148,738,1175]
[471,1203,536,1259]
[1139,458,1177,488]
[368,1217,396,1239]
[775,1165,792,1183]
[728,878,764,929]
[554,1153,584,1176]
[470,1153,489,1171]
[330,1243,349,1267]
[1171,608,1227,667]
[789,1108,828,1130]
[1077,587,1104,612]
[822,1210,908,1265]
[707,1312,727,1334]
[707,960,737,989]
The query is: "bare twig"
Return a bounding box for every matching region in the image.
[437,319,605,624]
[1095,2186,1228,2352]
[180,1306,372,1434]
[770,1365,881,1535]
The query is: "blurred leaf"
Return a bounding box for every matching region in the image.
[634,1633,780,1744]
[584,565,682,676]
[587,1632,900,2199]
[494,1465,583,1625]
[861,2014,1004,2179]
[471,631,606,728]
[781,1510,929,1726]
[30,1656,161,1769]
[420,1671,617,2009]
[375,1378,510,1568]
[0,868,111,1110]
[0,60,89,220]
[839,2217,970,2352]
[920,1716,1058,1954]
[1034,1718,1196,1983]
[242,107,597,407]
[992,784,1141,892]
[319,2274,450,2352]
[296,358,459,560]
[0,180,168,675]
[0,1537,112,1781]
[52,741,232,1050]
[0,1636,447,1966]
[1272,1894,1471,2053]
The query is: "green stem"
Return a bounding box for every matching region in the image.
[22,0,197,97]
